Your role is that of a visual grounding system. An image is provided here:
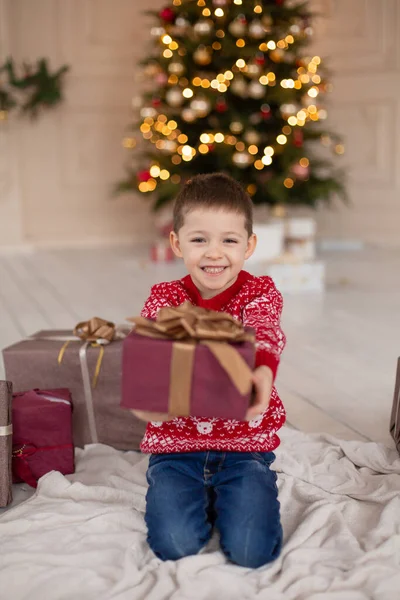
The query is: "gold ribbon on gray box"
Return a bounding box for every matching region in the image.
[30,318,127,444]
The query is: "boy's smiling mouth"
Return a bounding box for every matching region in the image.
[201,266,227,275]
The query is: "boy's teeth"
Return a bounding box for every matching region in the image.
[203,267,225,274]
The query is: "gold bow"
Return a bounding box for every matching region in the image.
[73,317,116,343]
[127,302,255,418]
[57,318,117,392]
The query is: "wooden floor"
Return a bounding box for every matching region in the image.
[0,244,398,448]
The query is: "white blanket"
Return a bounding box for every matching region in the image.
[1,427,400,600]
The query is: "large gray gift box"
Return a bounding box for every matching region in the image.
[2,331,146,450]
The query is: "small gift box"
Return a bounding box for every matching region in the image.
[12,388,75,488]
[284,217,316,261]
[2,318,146,450]
[150,238,175,262]
[121,303,255,420]
[390,358,400,454]
[266,260,325,293]
[0,381,13,507]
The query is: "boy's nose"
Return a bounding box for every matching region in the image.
[205,244,223,259]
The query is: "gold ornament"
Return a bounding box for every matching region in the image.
[262,15,272,32]
[232,152,253,167]
[151,26,166,37]
[230,121,244,134]
[172,16,190,35]
[248,81,265,99]
[230,77,247,97]
[229,18,247,37]
[168,62,185,76]
[193,45,212,65]
[269,49,285,63]
[161,140,178,153]
[165,87,184,107]
[182,108,197,122]
[145,63,160,77]
[140,106,158,118]
[247,63,262,78]
[248,19,266,39]
[193,20,214,36]
[190,97,211,117]
[244,130,260,144]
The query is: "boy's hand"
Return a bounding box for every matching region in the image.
[245,365,273,421]
[131,409,170,423]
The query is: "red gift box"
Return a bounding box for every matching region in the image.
[121,303,255,420]
[150,239,175,262]
[12,388,75,488]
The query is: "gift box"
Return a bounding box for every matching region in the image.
[284,217,316,261]
[12,389,74,488]
[150,238,175,262]
[2,318,146,450]
[0,381,13,507]
[265,260,325,293]
[121,303,255,420]
[390,358,400,453]
[247,221,285,263]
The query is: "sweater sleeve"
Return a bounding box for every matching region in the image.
[242,277,286,380]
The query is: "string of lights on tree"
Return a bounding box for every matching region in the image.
[117,0,346,210]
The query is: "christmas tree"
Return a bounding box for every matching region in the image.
[117,0,346,211]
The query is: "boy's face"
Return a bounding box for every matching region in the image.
[170,208,256,299]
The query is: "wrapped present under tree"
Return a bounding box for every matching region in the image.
[12,389,74,488]
[0,381,13,507]
[2,318,146,451]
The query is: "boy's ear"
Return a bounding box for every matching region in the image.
[170,231,183,258]
[245,233,257,260]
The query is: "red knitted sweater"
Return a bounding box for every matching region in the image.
[140,270,286,454]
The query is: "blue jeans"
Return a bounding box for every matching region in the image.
[145,451,283,568]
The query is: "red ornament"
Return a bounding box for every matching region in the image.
[159,7,175,23]
[137,170,151,182]
[255,53,266,65]
[293,130,304,148]
[208,144,215,152]
[261,104,271,120]
[215,99,228,113]
[152,96,162,107]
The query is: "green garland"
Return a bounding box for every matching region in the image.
[0,57,69,120]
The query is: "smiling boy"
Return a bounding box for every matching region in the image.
[136,172,286,568]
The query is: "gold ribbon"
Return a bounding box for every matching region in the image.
[57,317,116,388]
[30,318,127,444]
[127,302,255,417]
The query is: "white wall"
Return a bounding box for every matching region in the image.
[313,0,400,245]
[0,0,399,249]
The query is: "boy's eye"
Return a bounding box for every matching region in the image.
[191,237,205,243]
[224,239,238,244]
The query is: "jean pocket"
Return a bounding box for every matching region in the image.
[251,452,275,467]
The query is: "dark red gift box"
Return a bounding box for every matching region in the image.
[121,303,256,421]
[12,388,75,488]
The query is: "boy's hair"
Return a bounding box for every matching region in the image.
[173,172,253,236]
